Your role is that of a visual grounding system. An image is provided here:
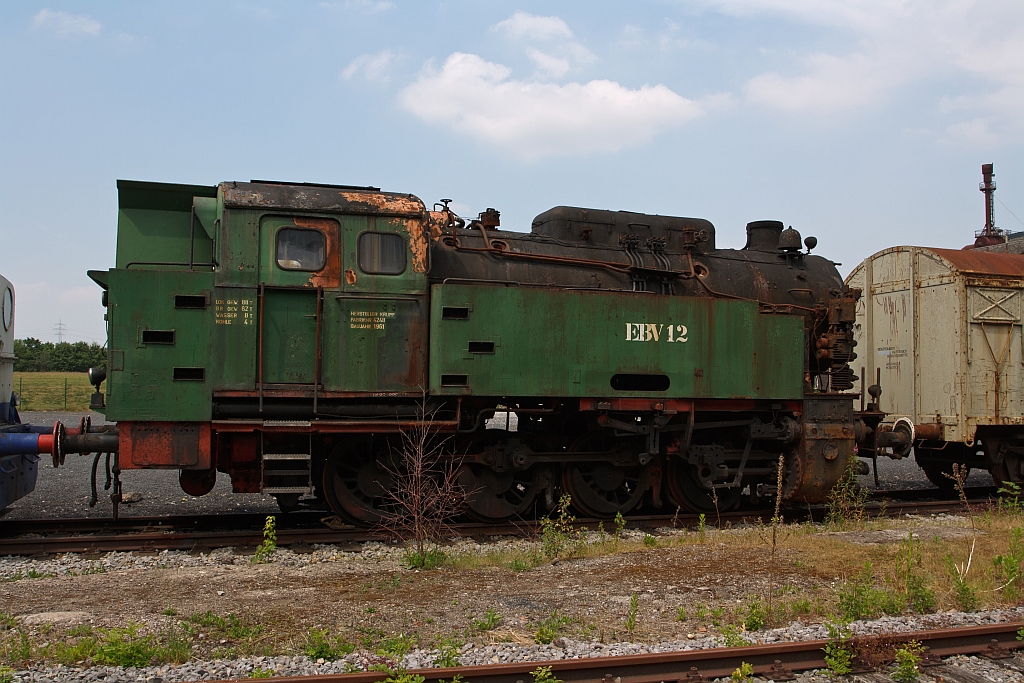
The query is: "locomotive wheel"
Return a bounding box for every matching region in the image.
[321,437,396,525]
[561,431,650,518]
[459,463,541,522]
[457,431,542,522]
[665,457,741,513]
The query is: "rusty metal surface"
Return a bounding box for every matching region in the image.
[196,623,1024,683]
[117,422,211,470]
[930,248,1024,277]
[428,214,847,314]
[221,182,425,218]
[294,217,342,289]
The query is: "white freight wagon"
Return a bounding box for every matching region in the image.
[845,246,1024,486]
[0,273,42,508]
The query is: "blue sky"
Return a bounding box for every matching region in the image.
[1,1,1022,343]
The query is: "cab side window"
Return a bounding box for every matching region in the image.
[276,228,326,271]
[358,232,406,275]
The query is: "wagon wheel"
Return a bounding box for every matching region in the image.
[457,431,543,522]
[321,436,397,525]
[915,444,971,491]
[665,456,741,514]
[561,431,651,519]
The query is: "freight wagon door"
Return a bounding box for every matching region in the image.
[257,216,340,386]
[325,214,428,393]
[968,285,1024,419]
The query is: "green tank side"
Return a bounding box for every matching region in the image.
[105,269,214,421]
[428,284,803,399]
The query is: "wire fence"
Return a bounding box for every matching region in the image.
[12,372,100,412]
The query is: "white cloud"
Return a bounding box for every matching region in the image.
[524,48,571,78]
[31,9,101,36]
[700,0,1024,140]
[492,12,573,42]
[398,52,703,160]
[490,12,596,79]
[242,5,275,21]
[341,0,394,13]
[941,118,1003,147]
[744,52,891,113]
[341,50,396,82]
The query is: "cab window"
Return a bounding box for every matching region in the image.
[358,232,406,275]
[276,228,326,271]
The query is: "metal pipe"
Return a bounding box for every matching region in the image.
[125,261,216,269]
[64,433,119,453]
[189,205,196,271]
[0,433,41,456]
[257,283,265,413]
[89,453,101,507]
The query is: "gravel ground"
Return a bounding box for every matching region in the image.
[1,411,997,521]
[8,607,1024,682]
[863,452,994,492]
[1,511,1020,682]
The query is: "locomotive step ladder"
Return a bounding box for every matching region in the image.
[260,450,313,495]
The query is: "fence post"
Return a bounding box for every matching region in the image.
[64,377,67,411]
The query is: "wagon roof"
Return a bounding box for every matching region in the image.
[929,248,1024,277]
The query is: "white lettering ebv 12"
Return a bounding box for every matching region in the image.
[625,323,688,343]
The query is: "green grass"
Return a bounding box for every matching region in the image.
[13,372,104,412]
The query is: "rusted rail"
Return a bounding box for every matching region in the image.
[0,495,994,557]
[201,622,1024,683]
[0,484,990,536]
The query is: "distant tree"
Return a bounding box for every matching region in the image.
[13,338,105,372]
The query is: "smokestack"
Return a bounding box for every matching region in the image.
[982,163,996,235]
[972,163,1004,248]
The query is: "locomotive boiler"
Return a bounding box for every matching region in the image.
[46,179,883,522]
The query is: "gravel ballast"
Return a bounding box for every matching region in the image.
[8,608,1024,682]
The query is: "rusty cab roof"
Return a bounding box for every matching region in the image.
[220,180,425,218]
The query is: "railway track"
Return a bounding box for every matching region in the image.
[0,487,997,557]
[205,622,1024,683]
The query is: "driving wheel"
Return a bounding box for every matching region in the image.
[561,430,651,518]
[665,456,741,513]
[322,436,396,525]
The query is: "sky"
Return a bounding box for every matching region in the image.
[1,1,1022,343]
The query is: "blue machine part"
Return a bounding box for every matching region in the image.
[0,396,16,424]
[0,452,39,509]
